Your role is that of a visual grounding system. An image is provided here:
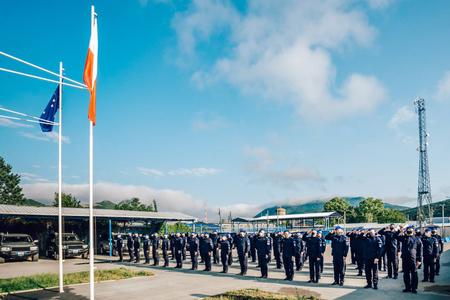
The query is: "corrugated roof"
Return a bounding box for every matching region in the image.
[233,211,340,222]
[0,204,197,222]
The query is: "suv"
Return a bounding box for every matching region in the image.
[0,233,39,263]
[46,233,89,259]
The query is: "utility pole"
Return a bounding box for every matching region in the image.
[441,204,445,237]
[415,98,433,228]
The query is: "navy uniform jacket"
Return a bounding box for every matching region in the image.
[303,234,322,257]
[219,239,231,254]
[200,237,214,253]
[397,235,422,263]
[273,235,283,254]
[211,234,219,248]
[281,237,296,258]
[421,236,438,258]
[161,238,169,254]
[116,237,123,250]
[320,237,326,254]
[174,236,184,251]
[133,238,140,250]
[235,235,250,255]
[378,229,399,253]
[256,236,272,256]
[325,233,349,258]
[293,234,303,254]
[143,238,150,251]
[432,234,444,254]
[362,235,382,261]
[188,237,200,253]
[151,237,160,249]
[127,236,134,250]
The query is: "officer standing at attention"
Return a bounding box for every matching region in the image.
[151,233,160,266]
[161,234,170,267]
[398,226,422,294]
[431,229,444,275]
[188,232,200,270]
[293,233,304,271]
[211,231,220,264]
[174,233,184,268]
[317,230,326,274]
[116,234,124,262]
[234,230,250,275]
[378,224,400,279]
[201,233,214,271]
[303,230,322,283]
[249,233,257,263]
[133,234,141,263]
[378,232,387,272]
[273,231,283,269]
[362,229,382,289]
[127,233,134,262]
[347,229,357,265]
[325,226,349,286]
[256,229,271,278]
[199,233,206,264]
[219,235,231,273]
[182,233,188,261]
[227,234,234,266]
[143,234,150,264]
[281,231,296,281]
[355,229,365,276]
[421,228,438,283]
[170,234,175,260]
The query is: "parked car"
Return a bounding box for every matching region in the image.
[98,233,128,256]
[46,233,89,259]
[0,233,39,263]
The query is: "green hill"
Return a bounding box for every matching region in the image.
[255,197,409,217]
[402,199,450,220]
[94,200,117,209]
[23,198,47,207]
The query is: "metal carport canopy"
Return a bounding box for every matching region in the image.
[0,204,197,222]
[232,211,341,222]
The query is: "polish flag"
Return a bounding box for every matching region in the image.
[83,6,98,125]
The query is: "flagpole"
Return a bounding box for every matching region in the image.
[58,61,64,293]
[89,7,95,300]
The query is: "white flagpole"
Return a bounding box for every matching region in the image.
[58,61,64,293]
[89,7,95,300]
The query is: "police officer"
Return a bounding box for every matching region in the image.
[127,233,134,262]
[133,234,141,263]
[201,233,214,271]
[219,235,231,273]
[317,230,326,274]
[431,229,444,275]
[174,233,184,268]
[281,231,296,281]
[182,233,188,261]
[256,229,271,278]
[143,234,150,264]
[355,229,365,276]
[303,230,322,283]
[151,233,160,266]
[227,234,234,266]
[379,224,400,279]
[325,226,349,286]
[161,234,170,267]
[273,231,283,269]
[116,234,124,262]
[188,232,200,270]
[249,233,257,263]
[211,231,220,264]
[293,233,304,271]
[398,226,422,294]
[347,229,357,264]
[362,229,382,289]
[199,233,206,263]
[234,230,250,275]
[170,233,175,260]
[378,232,387,272]
[421,228,438,283]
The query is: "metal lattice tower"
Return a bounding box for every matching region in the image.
[414,98,433,227]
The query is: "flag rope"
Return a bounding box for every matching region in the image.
[0,107,58,125]
[0,114,57,126]
[0,51,87,88]
[0,67,87,89]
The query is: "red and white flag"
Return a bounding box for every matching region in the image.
[83,6,98,125]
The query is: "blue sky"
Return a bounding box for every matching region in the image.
[1,0,450,219]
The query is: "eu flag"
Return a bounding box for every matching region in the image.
[39,86,59,132]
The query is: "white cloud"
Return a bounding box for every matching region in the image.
[435,71,450,101]
[0,118,33,128]
[367,0,394,9]
[138,167,222,177]
[19,172,50,183]
[192,112,230,131]
[138,167,165,177]
[19,131,70,144]
[172,0,387,121]
[388,105,415,129]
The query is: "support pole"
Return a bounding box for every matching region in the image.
[58,61,64,294]
[109,219,112,258]
[89,121,95,299]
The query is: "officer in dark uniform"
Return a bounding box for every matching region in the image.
[211,231,220,264]
[325,226,349,286]
[219,235,231,273]
[281,231,296,281]
[127,233,134,262]
[347,229,357,264]
[199,233,205,263]
[362,229,382,289]
[227,234,234,266]
[116,234,124,262]
[170,234,175,260]
[256,229,271,278]
[201,233,214,271]
[317,231,326,273]
[355,229,365,276]
[378,224,400,279]
[273,231,283,269]
[431,229,443,275]
[133,234,141,263]
[303,230,322,283]
[161,234,170,267]
[152,233,160,266]
[143,234,150,264]
[421,228,438,283]
[398,226,422,294]
[174,233,184,268]
[250,233,257,263]
[188,232,200,270]
[234,230,250,275]
[182,233,188,261]
[293,233,304,271]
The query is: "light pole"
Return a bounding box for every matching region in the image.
[441,204,445,238]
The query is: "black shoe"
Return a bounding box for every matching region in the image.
[393,276,398,279]
[436,273,440,276]
[307,280,313,283]
[364,285,372,289]
[284,277,289,280]
[402,289,410,293]
[339,282,344,286]
[421,279,428,282]
[412,290,417,294]
[288,277,293,281]
[373,285,378,290]
[332,282,338,285]
[357,273,363,276]
[430,280,435,283]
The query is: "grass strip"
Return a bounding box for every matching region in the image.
[205,288,318,300]
[0,267,153,293]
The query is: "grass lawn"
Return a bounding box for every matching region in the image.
[0,267,153,294]
[206,288,319,300]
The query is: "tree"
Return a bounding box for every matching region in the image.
[324,197,351,215]
[114,197,155,212]
[152,199,158,212]
[159,221,191,234]
[0,156,25,205]
[377,208,406,223]
[358,197,384,222]
[53,192,82,208]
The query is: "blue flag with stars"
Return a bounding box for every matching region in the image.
[39,86,59,132]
